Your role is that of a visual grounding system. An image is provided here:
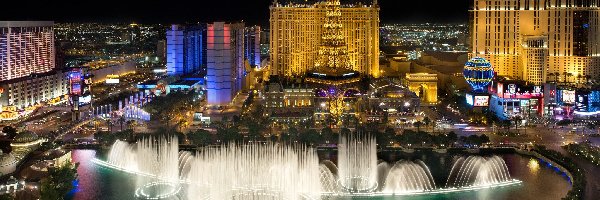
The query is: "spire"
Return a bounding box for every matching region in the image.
[315,0,351,70]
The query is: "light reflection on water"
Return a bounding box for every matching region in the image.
[67,150,571,200]
[66,150,136,200]
[527,158,540,175]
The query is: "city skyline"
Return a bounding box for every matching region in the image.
[0,0,599,200]
[0,0,469,25]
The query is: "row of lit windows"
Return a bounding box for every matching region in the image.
[475,0,600,10]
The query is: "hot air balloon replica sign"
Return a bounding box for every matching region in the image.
[464,57,494,108]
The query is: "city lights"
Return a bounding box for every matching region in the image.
[0,0,598,200]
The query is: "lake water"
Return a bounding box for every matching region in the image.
[66,149,571,200]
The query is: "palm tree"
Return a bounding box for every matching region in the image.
[177,119,188,133]
[127,120,138,132]
[413,121,423,133]
[547,73,556,83]
[162,114,172,128]
[105,119,113,133]
[423,117,432,132]
[498,120,511,133]
[511,116,522,133]
[577,74,583,86]
[552,72,560,83]
[585,75,592,87]
[118,116,126,131]
[562,72,568,84]
[567,73,574,85]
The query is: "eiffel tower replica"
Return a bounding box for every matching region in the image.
[306,0,361,85]
[306,0,361,125]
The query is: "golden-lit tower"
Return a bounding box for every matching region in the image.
[269,0,379,78]
[470,0,600,85]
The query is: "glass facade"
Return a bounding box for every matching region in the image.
[166,24,207,76]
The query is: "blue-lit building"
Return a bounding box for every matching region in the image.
[559,89,600,118]
[206,22,246,105]
[589,91,600,112]
[165,22,258,105]
[166,24,207,76]
[245,26,261,68]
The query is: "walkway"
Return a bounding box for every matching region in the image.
[546,144,600,200]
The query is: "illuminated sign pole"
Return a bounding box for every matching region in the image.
[85,72,93,119]
[69,68,84,121]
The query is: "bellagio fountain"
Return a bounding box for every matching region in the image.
[92,133,521,200]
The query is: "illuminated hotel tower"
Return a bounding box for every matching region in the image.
[245,26,261,67]
[0,21,55,81]
[270,0,380,77]
[166,24,206,76]
[206,22,245,105]
[470,0,600,85]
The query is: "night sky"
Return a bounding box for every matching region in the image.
[0,0,470,25]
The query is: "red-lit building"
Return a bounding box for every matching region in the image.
[488,79,545,120]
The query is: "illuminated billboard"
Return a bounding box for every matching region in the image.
[69,70,82,84]
[71,83,82,96]
[193,112,211,125]
[533,86,542,94]
[562,90,576,104]
[69,68,84,96]
[106,74,120,84]
[474,96,490,107]
[78,95,92,105]
[466,94,474,106]
[106,79,120,84]
[508,84,517,94]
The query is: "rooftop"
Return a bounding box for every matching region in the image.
[273,0,377,7]
[422,51,466,63]
[171,80,202,86]
[0,21,53,28]
[307,66,359,78]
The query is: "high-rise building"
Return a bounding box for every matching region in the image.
[245,26,261,67]
[269,0,380,77]
[166,25,184,75]
[0,21,69,112]
[206,22,246,105]
[260,29,270,57]
[166,24,207,76]
[129,23,141,45]
[157,39,166,62]
[0,21,55,81]
[470,0,600,85]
